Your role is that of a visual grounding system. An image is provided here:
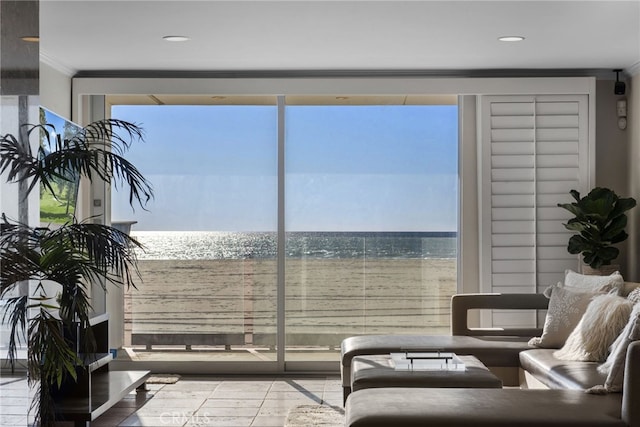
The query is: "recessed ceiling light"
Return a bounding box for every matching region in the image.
[163,35,190,42]
[21,36,39,42]
[498,36,525,42]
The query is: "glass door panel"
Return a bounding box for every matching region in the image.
[284,102,458,363]
[111,103,279,363]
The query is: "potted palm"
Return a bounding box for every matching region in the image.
[558,187,636,274]
[0,118,153,425]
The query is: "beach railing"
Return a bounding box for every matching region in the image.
[131,333,245,350]
[129,332,398,351]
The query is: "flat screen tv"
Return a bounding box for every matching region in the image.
[39,107,83,225]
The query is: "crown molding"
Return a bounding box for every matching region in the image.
[627,61,640,77]
[73,68,613,79]
[40,50,76,77]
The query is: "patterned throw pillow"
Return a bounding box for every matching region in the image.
[528,284,598,349]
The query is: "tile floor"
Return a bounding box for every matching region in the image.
[0,375,28,427]
[0,374,343,427]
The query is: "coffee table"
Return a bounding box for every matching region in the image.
[350,353,502,393]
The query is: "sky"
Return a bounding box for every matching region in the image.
[111,104,458,232]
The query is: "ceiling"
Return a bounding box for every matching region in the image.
[39,0,640,77]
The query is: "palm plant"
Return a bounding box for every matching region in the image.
[0,119,153,425]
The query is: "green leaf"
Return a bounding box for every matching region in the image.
[611,197,637,218]
[583,250,601,267]
[558,202,583,218]
[563,219,588,232]
[569,189,581,202]
[595,246,619,265]
[602,215,627,241]
[567,235,589,254]
[610,231,629,245]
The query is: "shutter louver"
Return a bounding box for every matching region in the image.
[480,95,589,328]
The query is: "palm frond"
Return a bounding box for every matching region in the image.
[0,218,44,296]
[0,119,154,210]
[46,220,144,289]
[1,296,27,372]
[1,214,144,291]
[0,131,38,194]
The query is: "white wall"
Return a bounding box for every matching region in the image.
[39,61,72,119]
[595,79,632,278]
[596,79,630,192]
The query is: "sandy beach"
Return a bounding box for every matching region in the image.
[125,258,456,347]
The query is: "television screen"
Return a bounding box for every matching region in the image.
[39,107,82,225]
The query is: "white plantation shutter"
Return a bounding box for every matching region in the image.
[479,95,590,328]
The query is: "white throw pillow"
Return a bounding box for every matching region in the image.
[564,269,624,294]
[554,294,632,362]
[597,304,640,392]
[528,285,598,349]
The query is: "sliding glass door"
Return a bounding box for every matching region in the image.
[109,95,458,369]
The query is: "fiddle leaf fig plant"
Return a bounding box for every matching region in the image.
[558,187,636,269]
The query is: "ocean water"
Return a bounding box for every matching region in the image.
[130,231,457,261]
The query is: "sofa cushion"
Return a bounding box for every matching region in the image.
[342,334,532,369]
[345,388,625,427]
[520,349,606,390]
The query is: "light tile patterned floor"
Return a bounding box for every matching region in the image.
[0,374,343,427]
[0,375,29,427]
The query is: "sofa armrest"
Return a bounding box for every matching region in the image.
[451,293,549,337]
[622,340,640,427]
